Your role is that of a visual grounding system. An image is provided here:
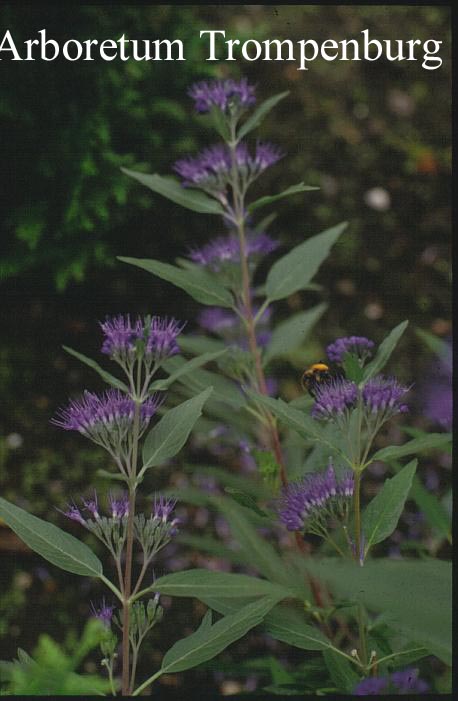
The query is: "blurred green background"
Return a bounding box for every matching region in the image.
[0,4,451,695]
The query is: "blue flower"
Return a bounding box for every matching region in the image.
[326,336,374,364]
[188,78,256,113]
[277,463,354,534]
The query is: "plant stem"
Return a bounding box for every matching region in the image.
[129,643,140,694]
[132,669,163,696]
[353,470,363,566]
[121,402,141,695]
[99,574,123,603]
[325,533,347,558]
[228,127,289,492]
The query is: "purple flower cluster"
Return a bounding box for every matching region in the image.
[153,495,177,523]
[100,314,143,357]
[277,464,354,533]
[174,142,282,191]
[311,379,358,421]
[326,336,374,364]
[311,375,409,424]
[188,78,256,113]
[147,317,184,361]
[52,389,162,446]
[362,376,409,417]
[354,668,429,695]
[90,598,115,627]
[100,314,184,365]
[61,490,129,526]
[153,495,180,534]
[189,231,278,271]
[423,338,452,431]
[198,307,239,335]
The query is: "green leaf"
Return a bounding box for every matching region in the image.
[153,569,291,600]
[362,460,417,552]
[177,534,251,567]
[197,107,231,142]
[252,449,280,486]
[0,497,103,578]
[150,350,227,390]
[265,222,348,301]
[306,558,452,665]
[191,464,271,499]
[371,433,451,463]
[248,392,323,442]
[118,258,234,308]
[237,91,290,140]
[224,487,269,518]
[198,596,255,617]
[362,321,409,382]
[162,357,245,409]
[410,477,451,542]
[264,304,327,363]
[211,496,302,593]
[95,469,128,483]
[414,328,450,358]
[264,605,330,651]
[120,168,224,215]
[206,106,231,140]
[322,649,360,692]
[178,334,226,356]
[341,352,365,383]
[160,597,280,674]
[141,388,212,471]
[62,346,129,392]
[248,182,320,214]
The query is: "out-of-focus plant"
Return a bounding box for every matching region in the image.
[119,77,451,695]
[0,619,111,695]
[0,5,212,289]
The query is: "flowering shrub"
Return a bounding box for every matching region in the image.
[0,78,451,696]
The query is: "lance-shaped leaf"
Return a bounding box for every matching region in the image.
[178,334,226,356]
[198,598,341,656]
[237,90,290,140]
[211,496,303,593]
[63,347,129,392]
[362,460,417,552]
[177,534,251,567]
[0,497,103,578]
[121,168,224,215]
[322,650,360,692]
[119,257,234,308]
[264,605,331,651]
[265,222,348,301]
[371,432,451,463]
[149,349,227,390]
[141,388,212,472]
[305,558,452,666]
[362,320,409,382]
[247,391,323,442]
[160,597,280,674]
[248,182,319,213]
[162,357,245,409]
[410,478,451,543]
[415,327,450,358]
[264,303,327,363]
[153,569,292,600]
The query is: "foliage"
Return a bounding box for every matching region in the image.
[0,620,111,695]
[0,5,211,289]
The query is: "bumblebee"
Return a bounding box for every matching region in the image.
[301,361,344,398]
